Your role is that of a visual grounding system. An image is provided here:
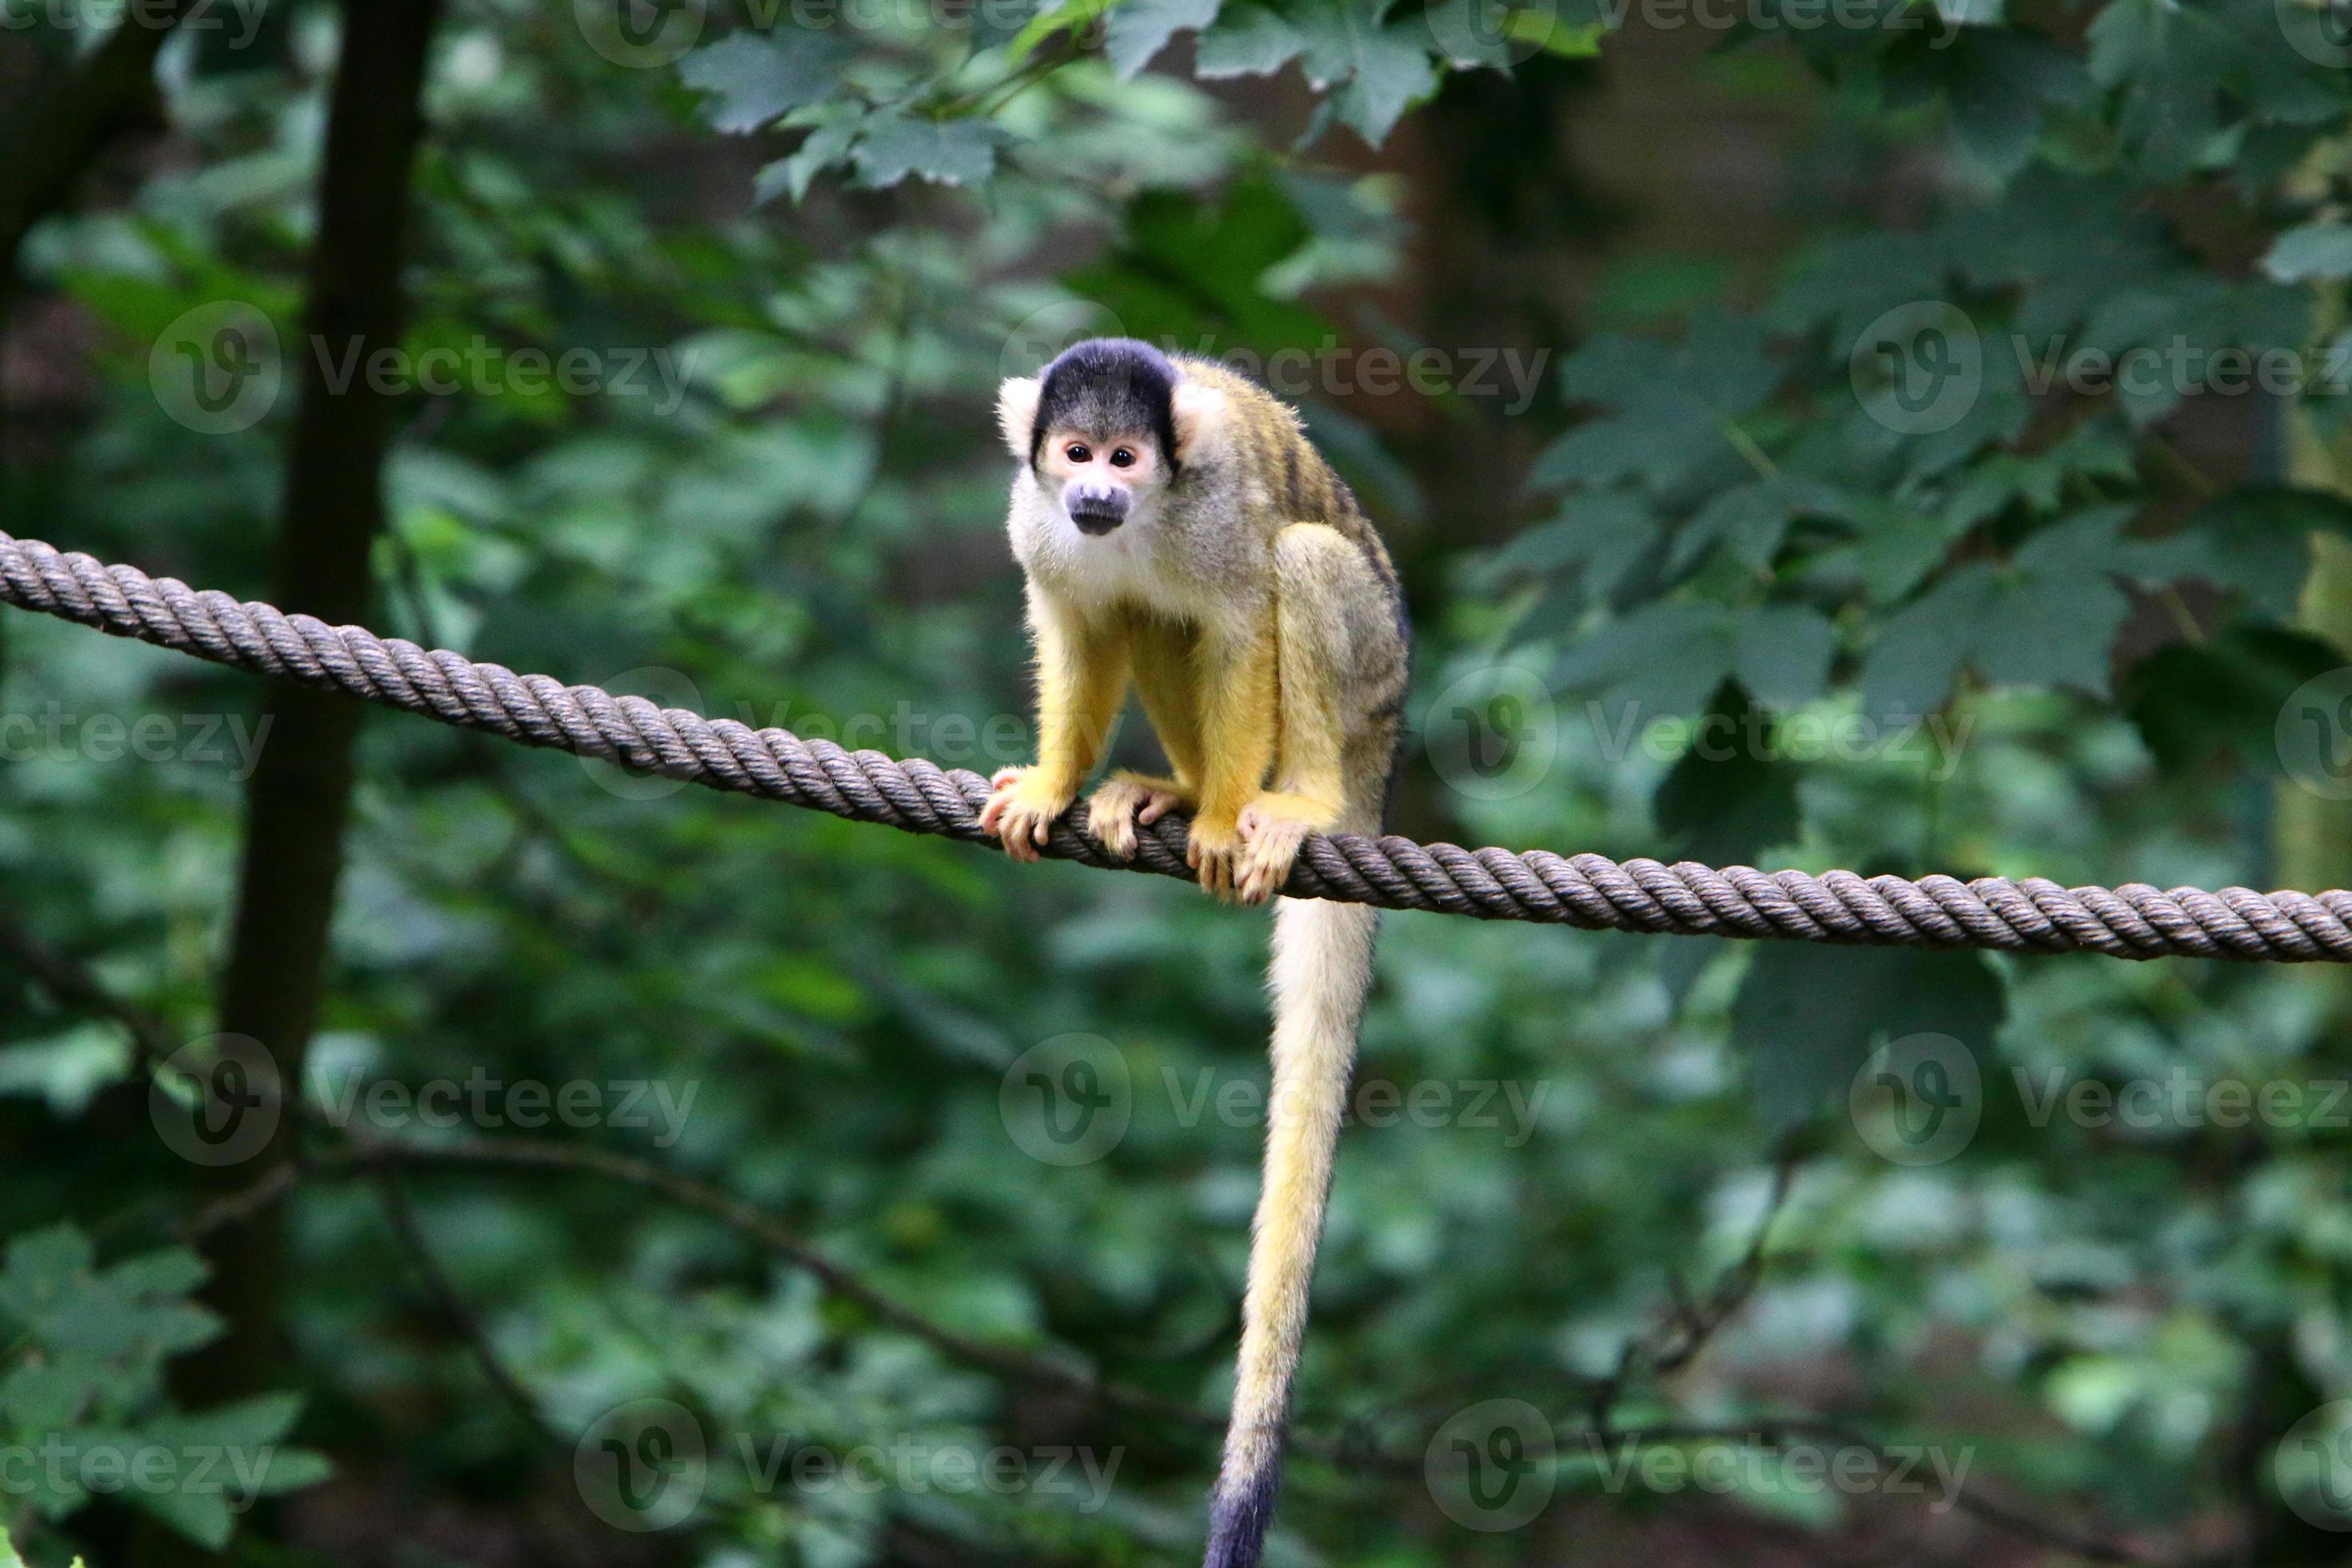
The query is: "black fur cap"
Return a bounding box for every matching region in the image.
[1031,338,1182,470]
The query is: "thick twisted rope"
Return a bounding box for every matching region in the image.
[5,530,2350,962]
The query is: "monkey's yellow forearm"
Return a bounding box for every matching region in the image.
[1026,590,1127,802]
[1191,617,1279,838]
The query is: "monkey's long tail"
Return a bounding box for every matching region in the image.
[1202,894,1380,1568]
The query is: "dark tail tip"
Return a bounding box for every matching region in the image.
[1202,1460,1284,1568]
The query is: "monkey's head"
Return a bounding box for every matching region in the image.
[998,338,1226,536]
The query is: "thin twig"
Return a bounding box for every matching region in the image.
[0,908,177,1074]
[365,1158,565,1449]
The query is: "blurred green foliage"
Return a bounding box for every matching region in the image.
[4,0,2352,1562]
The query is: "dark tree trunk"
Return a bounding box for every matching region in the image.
[0,2,182,267]
[0,4,185,523]
[154,3,444,1560]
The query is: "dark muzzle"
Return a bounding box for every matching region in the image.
[1066,484,1129,535]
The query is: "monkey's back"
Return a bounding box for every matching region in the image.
[1173,356,1410,828]
[1172,356,1405,610]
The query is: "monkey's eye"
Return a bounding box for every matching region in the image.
[1110,448,1137,469]
[1065,443,1091,464]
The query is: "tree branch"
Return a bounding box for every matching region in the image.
[0,3,185,269]
[0,909,177,1074]
[366,1162,563,1448]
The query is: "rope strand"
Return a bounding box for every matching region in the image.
[6,529,2349,962]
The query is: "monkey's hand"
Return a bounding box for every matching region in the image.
[1186,810,1247,902]
[1230,794,1330,905]
[1085,772,1190,861]
[981,766,1073,863]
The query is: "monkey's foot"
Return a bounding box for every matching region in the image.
[980,766,1071,864]
[1186,814,1246,902]
[1233,798,1320,905]
[1085,773,1190,860]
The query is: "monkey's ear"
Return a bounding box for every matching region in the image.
[997,376,1042,459]
[1170,381,1229,463]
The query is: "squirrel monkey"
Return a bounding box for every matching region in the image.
[981,338,1409,1567]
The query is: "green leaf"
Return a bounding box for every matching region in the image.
[2265,222,2352,283]
[676,32,842,135]
[1193,2,1304,75]
[1555,602,1836,718]
[1009,0,1116,59]
[759,110,866,206]
[1291,0,1441,146]
[1061,176,1327,352]
[1860,508,2163,712]
[0,1226,94,1326]
[1653,683,1802,867]
[129,1485,234,1551]
[2138,487,2352,621]
[1501,9,1603,56]
[1106,0,1222,76]
[2124,624,2345,774]
[1498,490,1659,608]
[1673,476,1854,574]
[1733,945,2005,1130]
[850,116,1003,189]
[1535,314,1783,493]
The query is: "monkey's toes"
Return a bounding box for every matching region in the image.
[1234,811,1310,904]
[1084,781,1146,859]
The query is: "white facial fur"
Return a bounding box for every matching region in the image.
[996,368,1254,629]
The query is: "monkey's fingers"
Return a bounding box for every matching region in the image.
[1234,829,1308,906]
[978,791,1012,836]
